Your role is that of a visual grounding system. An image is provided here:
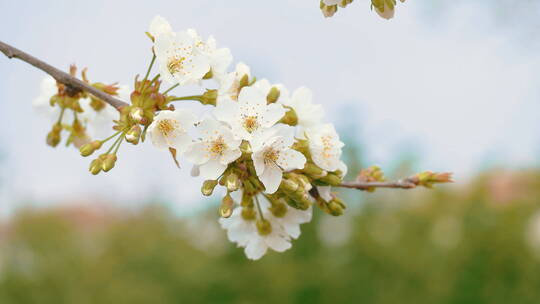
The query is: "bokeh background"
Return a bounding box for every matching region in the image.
[1,1,540,303]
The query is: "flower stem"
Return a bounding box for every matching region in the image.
[254,195,265,221]
[56,108,66,125]
[106,132,124,154]
[169,95,202,102]
[101,130,122,144]
[113,134,124,154]
[142,54,156,84]
[162,83,179,95]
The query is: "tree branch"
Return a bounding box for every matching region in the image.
[0,40,129,111]
[339,179,417,190]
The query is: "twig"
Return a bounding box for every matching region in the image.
[338,178,418,190]
[0,40,129,111]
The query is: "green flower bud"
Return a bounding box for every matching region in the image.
[240,140,251,154]
[327,200,344,216]
[46,123,62,147]
[303,163,326,178]
[256,219,272,236]
[266,87,280,103]
[129,107,146,124]
[80,140,102,157]
[317,172,342,186]
[101,154,117,172]
[89,158,103,175]
[280,179,299,193]
[125,125,142,145]
[220,194,234,218]
[201,180,218,196]
[225,173,240,192]
[238,74,250,90]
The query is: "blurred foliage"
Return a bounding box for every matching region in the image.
[1,169,540,303]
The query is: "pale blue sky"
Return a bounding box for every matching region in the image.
[0,1,539,215]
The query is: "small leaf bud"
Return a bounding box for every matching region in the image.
[201,180,218,196]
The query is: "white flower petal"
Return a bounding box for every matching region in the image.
[260,163,283,194]
[244,238,268,260]
[199,158,227,180]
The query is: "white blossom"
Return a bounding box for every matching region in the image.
[305,123,345,172]
[214,86,286,143]
[279,86,324,138]
[251,125,307,194]
[219,194,311,260]
[217,62,251,102]
[185,117,242,180]
[148,15,173,38]
[33,76,71,124]
[187,29,232,79]
[154,30,210,85]
[147,109,197,153]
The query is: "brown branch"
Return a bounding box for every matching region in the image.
[0,40,129,111]
[338,171,453,191]
[339,179,417,190]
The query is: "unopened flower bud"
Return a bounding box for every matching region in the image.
[241,207,256,220]
[79,140,102,157]
[46,123,62,147]
[125,125,142,145]
[202,69,213,79]
[280,179,299,193]
[226,173,240,192]
[129,107,146,124]
[256,219,272,236]
[201,180,218,196]
[101,154,118,172]
[220,194,234,218]
[327,200,344,216]
[303,163,326,178]
[266,87,280,103]
[89,158,103,175]
[317,172,342,186]
[320,2,338,18]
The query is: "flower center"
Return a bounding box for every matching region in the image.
[167,56,186,74]
[209,136,227,156]
[263,148,279,165]
[242,115,259,133]
[321,135,334,159]
[157,119,179,137]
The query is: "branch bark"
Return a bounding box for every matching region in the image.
[338,178,418,190]
[0,40,129,111]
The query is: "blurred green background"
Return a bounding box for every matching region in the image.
[1,165,540,303]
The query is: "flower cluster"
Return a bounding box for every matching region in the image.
[144,16,348,259]
[320,0,407,19]
[34,66,124,149]
[32,14,451,260]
